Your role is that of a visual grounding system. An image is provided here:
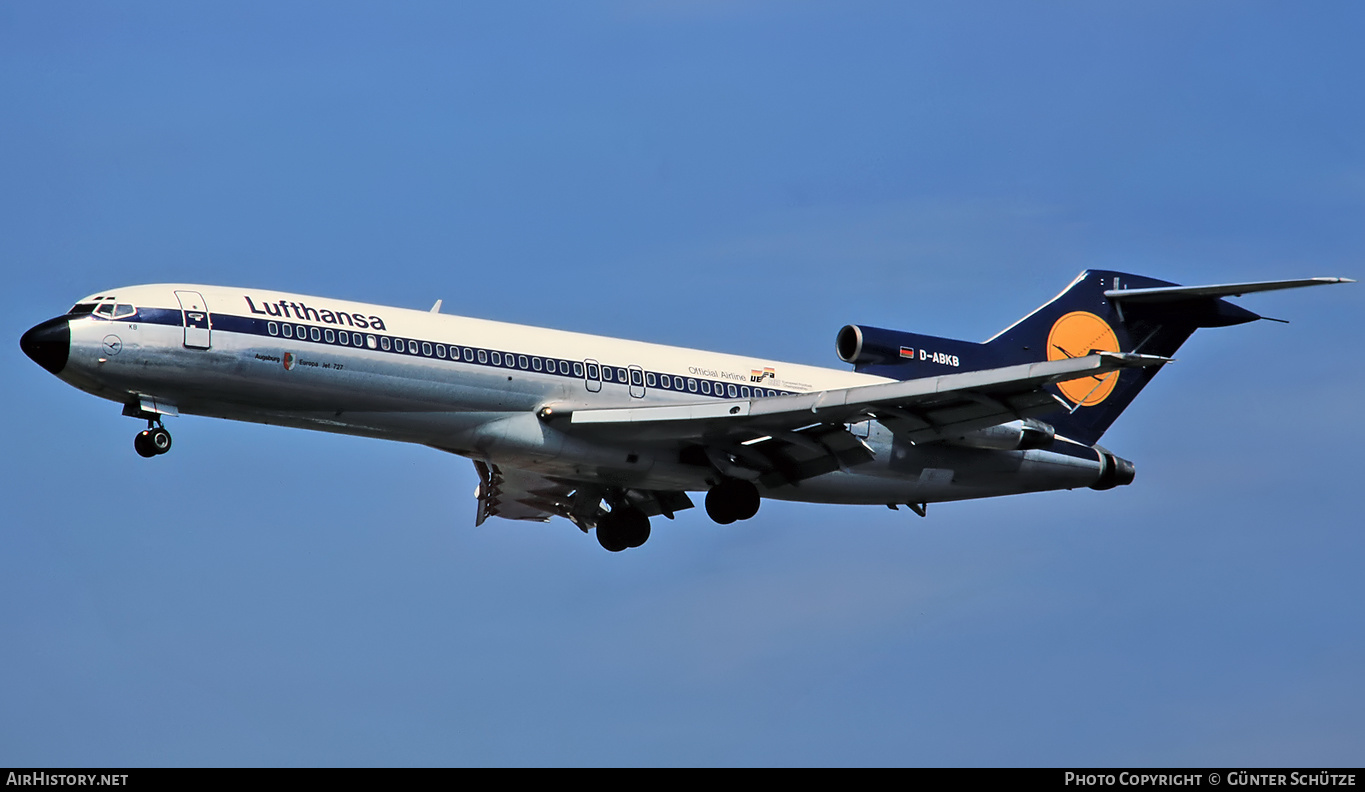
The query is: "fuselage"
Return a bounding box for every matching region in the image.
[23,283,1116,510]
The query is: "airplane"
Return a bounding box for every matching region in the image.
[20,270,1352,552]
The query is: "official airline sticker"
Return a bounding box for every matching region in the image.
[1046,311,1120,406]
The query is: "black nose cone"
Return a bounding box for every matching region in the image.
[21,316,70,375]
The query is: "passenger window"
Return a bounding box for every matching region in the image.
[517,355,529,369]
[367,334,377,349]
[687,378,697,393]
[381,337,391,351]
[587,363,599,379]
[309,327,321,341]
[630,369,643,386]
[740,386,750,398]
[616,368,627,383]
[701,381,711,395]
[422,342,432,356]
[409,340,419,354]
[532,357,542,371]
[727,384,738,398]
[338,330,349,345]
[464,348,474,362]
[480,350,490,364]
[269,322,279,336]
[573,362,584,377]
[436,345,446,359]
[559,360,570,375]
[660,375,671,389]
[325,329,335,343]
[646,373,656,387]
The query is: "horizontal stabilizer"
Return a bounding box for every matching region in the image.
[1104,277,1353,303]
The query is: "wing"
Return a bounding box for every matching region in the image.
[549,352,1168,487]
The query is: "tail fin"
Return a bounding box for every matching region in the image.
[839,270,1351,445]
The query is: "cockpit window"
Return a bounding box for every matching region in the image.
[87,298,136,320]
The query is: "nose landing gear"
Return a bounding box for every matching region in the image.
[134,421,172,458]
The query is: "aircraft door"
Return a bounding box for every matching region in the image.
[584,359,602,393]
[174,290,211,349]
[628,365,645,399]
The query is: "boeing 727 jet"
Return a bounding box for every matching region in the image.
[20,270,1351,551]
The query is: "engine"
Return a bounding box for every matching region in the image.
[836,324,908,366]
[946,419,1056,451]
[836,324,983,370]
[1090,448,1137,490]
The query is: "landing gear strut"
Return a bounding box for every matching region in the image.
[134,421,172,458]
[705,479,761,525]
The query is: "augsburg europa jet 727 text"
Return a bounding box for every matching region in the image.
[20,270,1352,552]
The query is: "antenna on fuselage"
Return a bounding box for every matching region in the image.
[430,299,443,313]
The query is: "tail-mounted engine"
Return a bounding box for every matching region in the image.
[1090,448,1136,490]
[946,419,1056,451]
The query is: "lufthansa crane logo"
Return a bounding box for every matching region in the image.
[1046,311,1121,406]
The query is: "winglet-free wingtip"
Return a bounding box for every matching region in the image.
[1096,351,1173,368]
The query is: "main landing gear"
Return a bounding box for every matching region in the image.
[134,421,172,458]
[705,479,761,525]
[595,505,651,552]
[589,479,763,553]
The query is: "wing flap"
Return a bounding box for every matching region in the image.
[473,460,572,525]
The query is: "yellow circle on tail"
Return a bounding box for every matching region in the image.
[1046,311,1121,406]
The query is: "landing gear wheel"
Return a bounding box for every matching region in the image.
[134,430,157,458]
[705,479,761,524]
[596,512,629,552]
[619,508,650,549]
[705,489,738,525]
[149,426,172,455]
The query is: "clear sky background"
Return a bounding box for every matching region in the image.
[2,2,1362,767]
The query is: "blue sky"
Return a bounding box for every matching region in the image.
[2,2,1362,767]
